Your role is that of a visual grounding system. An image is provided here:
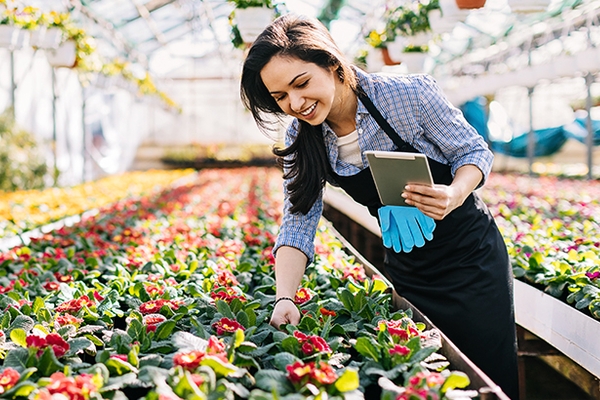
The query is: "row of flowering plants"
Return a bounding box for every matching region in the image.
[482,172,600,320]
[0,167,475,399]
[0,169,194,240]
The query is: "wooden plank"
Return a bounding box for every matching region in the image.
[514,279,600,378]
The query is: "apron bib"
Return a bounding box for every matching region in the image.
[325,92,519,399]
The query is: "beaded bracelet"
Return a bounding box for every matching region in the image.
[274,296,295,307]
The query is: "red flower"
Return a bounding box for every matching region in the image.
[389,345,411,357]
[0,368,20,393]
[26,334,69,358]
[319,308,337,318]
[43,281,60,291]
[294,288,312,304]
[143,314,167,333]
[293,331,332,356]
[139,299,181,315]
[55,295,94,314]
[173,350,205,371]
[286,360,312,384]
[56,314,84,326]
[40,372,100,400]
[212,317,245,335]
[310,362,337,385]
[287,361,338,386]
[45,333,70,358]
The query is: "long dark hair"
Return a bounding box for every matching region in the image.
[240,14,357,215]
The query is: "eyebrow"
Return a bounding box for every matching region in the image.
[269,72,308,94]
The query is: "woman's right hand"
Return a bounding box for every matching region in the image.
[270,299,301,329]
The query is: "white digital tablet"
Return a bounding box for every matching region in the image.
[364,150,434,207]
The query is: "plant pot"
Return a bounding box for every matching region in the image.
[385,38,405,64]
[507,0,551,13]
[235,7,274,44]
[455,0,486,9]
[46,40,77,68]
[365,48,385,72]
[400,52,428,73]
[13,28,29,50]
[0,25,19,48]
[575,47,600,73]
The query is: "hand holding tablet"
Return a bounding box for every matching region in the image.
[364,150,436,253]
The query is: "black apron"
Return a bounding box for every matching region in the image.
[327,93,519,399]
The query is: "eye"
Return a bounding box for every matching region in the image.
[297,79,309,88]
[275,94,287,102]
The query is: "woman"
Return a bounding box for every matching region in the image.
[240,14,519,400]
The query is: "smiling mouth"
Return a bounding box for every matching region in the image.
[299,103,317,116]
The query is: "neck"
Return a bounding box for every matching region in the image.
[326,83,357,137]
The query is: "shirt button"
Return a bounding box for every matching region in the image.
[358,128,363,134]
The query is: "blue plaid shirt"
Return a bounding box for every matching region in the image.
[274,67,494,262]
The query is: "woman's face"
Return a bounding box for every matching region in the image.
[260,55,338,126]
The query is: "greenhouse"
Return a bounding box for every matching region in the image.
[1,0,600,399]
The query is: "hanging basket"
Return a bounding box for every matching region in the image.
[508,0,551,13]
[46,40,77,68]
[0,25,19,48]
[455,0,486,9]
[235,7,274,44]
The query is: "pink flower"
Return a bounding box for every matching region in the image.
[39,372,99,400]
[293,331,332,356]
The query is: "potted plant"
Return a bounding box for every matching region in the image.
[365,0,437,66]
[508,0,551,13]
[228,0,276,45]
[456,0,485,9]
[400,43,429,73]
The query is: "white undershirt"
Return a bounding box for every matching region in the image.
[337,130,363,168]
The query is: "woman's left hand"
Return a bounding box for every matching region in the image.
[401,184,465,220]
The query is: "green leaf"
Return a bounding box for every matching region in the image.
[66,337,94,356]
[200,356,242,378]
[155,320,176,340]
[127,318,146,342]
[100,373,138,392]
[234,328,245,348]
[10,328,27,347]
[38,346,65,376]
[354,336,380,362]
[273,352,299,372]
[1,311,11,329]
[105,358,138,376]
[0,381,37,398]
[236,310,250,328]
[216,300,236,319]
[9,315,34,333]
[254,369,293,395]
[441,371,470,392]
[4,348,30,371]
[32,297,45,314]
[334,368,359,392]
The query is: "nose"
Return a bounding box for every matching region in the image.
[289,91,304,113]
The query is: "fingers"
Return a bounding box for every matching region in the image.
[270,302,300,329]
[391,212,414,252]
[406,215,425,248]
[378,207,392,231]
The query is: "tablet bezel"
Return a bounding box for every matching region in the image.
[364,150,434,207]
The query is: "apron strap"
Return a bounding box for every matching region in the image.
[357,91,417,153]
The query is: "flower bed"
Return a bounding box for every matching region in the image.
[482,173,600,320]
[0,169,194,240]
[0,168,475,400]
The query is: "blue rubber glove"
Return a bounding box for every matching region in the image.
[378,206,436,253]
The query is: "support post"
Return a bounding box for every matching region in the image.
[527,86,535,176]
[52,68,58,185]
[585,72,595,180]
[9,49,15,119]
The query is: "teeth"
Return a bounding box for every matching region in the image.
[300,103,316,116]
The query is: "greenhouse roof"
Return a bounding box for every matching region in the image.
[22,0,600,78]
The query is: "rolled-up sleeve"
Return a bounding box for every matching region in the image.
[415,75,494,186]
